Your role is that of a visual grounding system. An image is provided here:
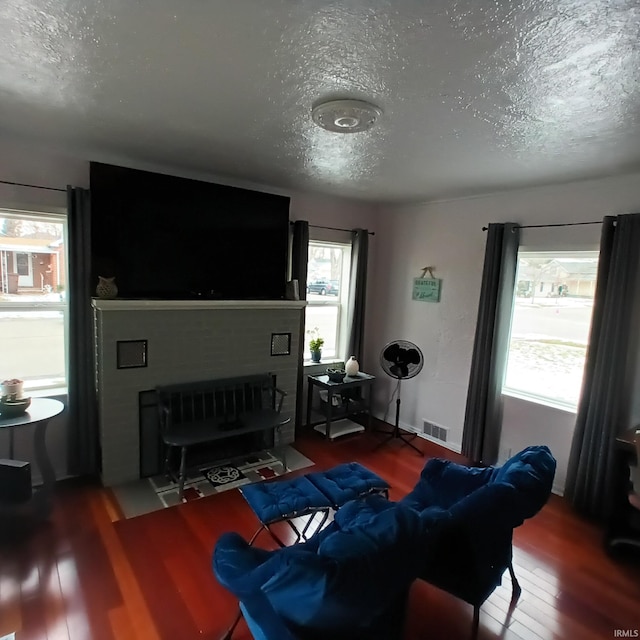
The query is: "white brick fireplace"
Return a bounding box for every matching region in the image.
[92,299,305,486]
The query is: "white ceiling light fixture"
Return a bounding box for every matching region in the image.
[311,99,382,133]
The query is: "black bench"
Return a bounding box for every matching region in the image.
[156,373,290,500]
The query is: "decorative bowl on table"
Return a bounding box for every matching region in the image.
[0,395,31,417]
[326,368,347,383]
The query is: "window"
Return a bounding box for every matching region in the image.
[504,250,599,409]
[304,241,351,361]
[0,210,68,394]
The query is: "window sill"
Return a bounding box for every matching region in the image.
[502,388,577,415]
[303,358,344,368]
[28,387,68,399]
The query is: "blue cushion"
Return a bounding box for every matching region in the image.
[492,445,556,519]
[214,533,307,639]
[240,475,332,525]
[400,446,556,515]
[317,495,398,560]
[399,458,494,511]
[214,495,428,638]
[306,462,390,507]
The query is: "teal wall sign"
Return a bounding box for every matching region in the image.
[412,277,441,303]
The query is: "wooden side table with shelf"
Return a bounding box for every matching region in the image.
[306,372,375,440]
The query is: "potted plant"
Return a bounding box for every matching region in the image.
[307,327,324,363]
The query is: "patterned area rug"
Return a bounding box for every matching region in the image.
[151,449,286,507]
[112,446,314,519]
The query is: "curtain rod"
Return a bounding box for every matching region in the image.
[0,179,66,193]
[482,221,602,231]
[299,222,375,236]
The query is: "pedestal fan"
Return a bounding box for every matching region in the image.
[375,340,424,455]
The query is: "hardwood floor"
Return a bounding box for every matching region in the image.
[1,430,639,640]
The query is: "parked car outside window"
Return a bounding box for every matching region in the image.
[307,279,339,296]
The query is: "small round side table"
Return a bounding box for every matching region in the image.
[0,397,65,522]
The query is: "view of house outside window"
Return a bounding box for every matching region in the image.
[0,211,68,393]
[305,241,351,361]
[503,251,599,409]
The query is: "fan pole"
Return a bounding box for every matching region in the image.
[394,377,402,438]
[374,377,423,455]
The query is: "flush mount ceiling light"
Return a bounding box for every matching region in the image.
[311,99,382,133]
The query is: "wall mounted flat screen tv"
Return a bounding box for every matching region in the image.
[90,163,290,300]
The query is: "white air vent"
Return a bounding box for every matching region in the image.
[423,419,448,443]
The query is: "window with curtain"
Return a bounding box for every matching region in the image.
[304,240,351,360]
[0,209,68,394]
[503,250,599,409]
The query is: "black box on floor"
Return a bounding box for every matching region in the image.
[0,459,32,503]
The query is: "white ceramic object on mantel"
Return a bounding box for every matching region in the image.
[345,356,360,377]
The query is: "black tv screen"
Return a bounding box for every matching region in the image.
[90,163,290,300]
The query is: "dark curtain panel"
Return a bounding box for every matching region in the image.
[290,221,309,429]
[462,223,520,465]
[346,229,369,362]
[67,187,99,476]
[565,213,640,519]
[290,220,309,301]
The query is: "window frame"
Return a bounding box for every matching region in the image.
[0,208,69,395]
[304,239,351,363]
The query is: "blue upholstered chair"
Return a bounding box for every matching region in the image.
[213,447,556,639]
[214,494,425,640]
[400,445,556,628]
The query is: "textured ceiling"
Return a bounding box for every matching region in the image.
[1,0,639,202]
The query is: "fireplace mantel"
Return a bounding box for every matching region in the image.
[92,298,307,311]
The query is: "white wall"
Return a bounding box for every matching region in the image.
[370,172,640,492]
[501,396,575,495]
[290,192,378,234]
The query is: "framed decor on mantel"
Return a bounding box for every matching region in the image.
[412,277,441,303]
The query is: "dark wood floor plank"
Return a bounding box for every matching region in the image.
[0,550,25,638]
[54,555,93,640]
[87,492,160,640]
[1,429,639,640]
[17,561,47,640]
[52,488,121,640]
[113,514,195,640]
[107,605,136,640]
[38,542,70,640]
